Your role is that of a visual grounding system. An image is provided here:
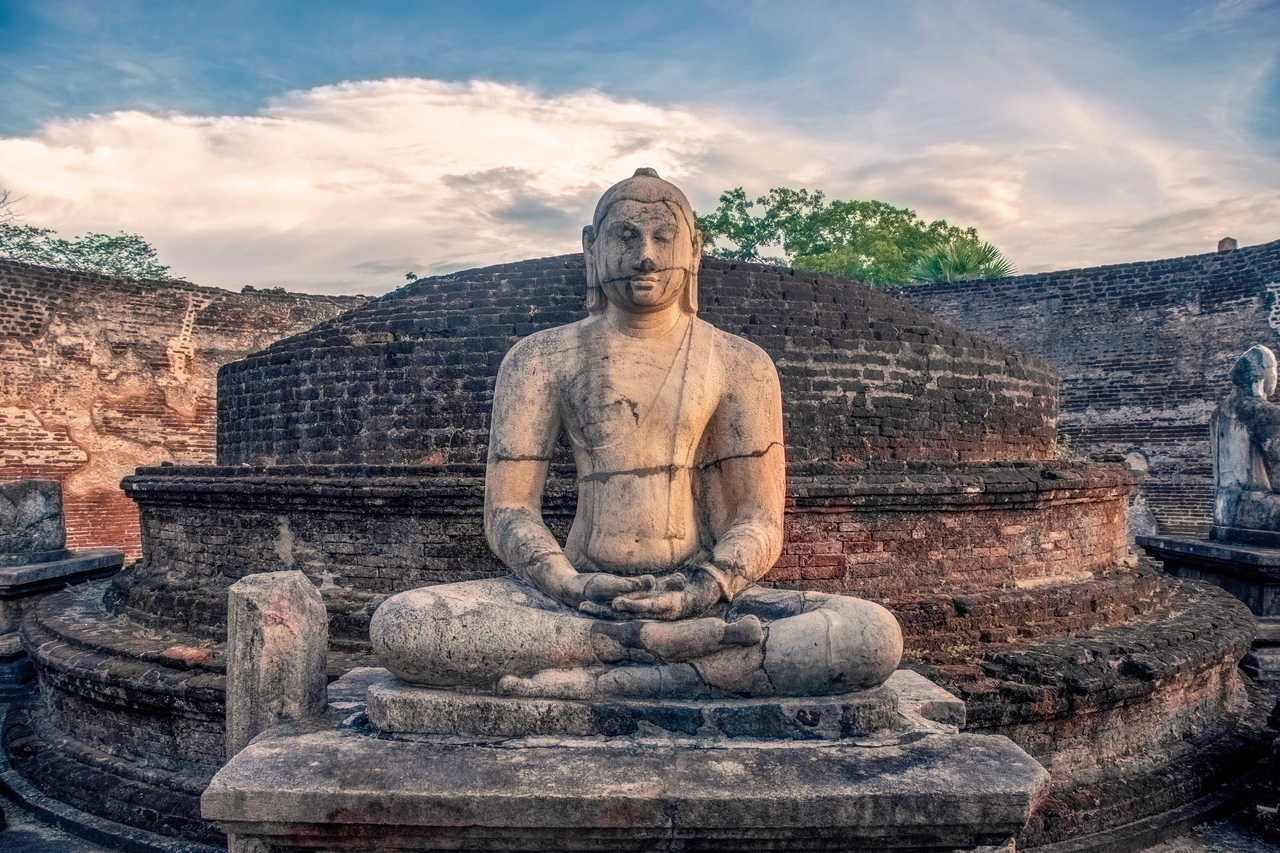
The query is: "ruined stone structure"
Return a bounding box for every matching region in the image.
[0,259,364,559]
[7,254,1262,850]
[896,238,1280,538]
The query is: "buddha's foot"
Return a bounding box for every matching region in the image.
[497,667,601,699]
[593,614,763,663]
[496,661,711,700]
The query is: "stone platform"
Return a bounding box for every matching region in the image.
[203,669,1047,852]
[0,548,123,697]
[1138,535,1280,690]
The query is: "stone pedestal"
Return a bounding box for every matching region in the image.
[1138,535,1279,690]
[0,480,123,698]
[203,668,1047,852]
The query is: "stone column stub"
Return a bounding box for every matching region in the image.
[226,570,328,757]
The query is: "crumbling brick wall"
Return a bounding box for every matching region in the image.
[896,238,1280,537]
[0,260,364,558]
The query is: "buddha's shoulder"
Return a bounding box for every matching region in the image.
[700,320,778,381]
[501,319,593,365]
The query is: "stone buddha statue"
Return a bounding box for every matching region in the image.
[371,169,902,699]
[1212,344,1280,543]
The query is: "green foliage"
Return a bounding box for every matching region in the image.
[0,222,175,280]
[910,238,1015,283]
[696,187,1014,288]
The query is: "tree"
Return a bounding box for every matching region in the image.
[911,238,1014,283]
[0,222,175,280]
[696,187,1014,288]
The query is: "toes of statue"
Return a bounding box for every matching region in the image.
[723,614,763,646]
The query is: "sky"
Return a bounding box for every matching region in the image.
[0,0,1277,295]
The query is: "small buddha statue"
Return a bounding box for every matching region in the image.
[1212,344,1280,542]
[370,169,902,699]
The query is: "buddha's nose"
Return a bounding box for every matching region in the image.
[636,255,657,273]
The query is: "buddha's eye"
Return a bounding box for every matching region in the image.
[654,229,674,243]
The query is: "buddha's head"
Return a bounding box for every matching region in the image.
[1231,344,1278,399]
[582,168,702,315]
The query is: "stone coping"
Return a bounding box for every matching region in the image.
[1138,535,1280,574]
[0,548,69,568]
[202,667,1048,852]
[1211,525,1280,548]
[364,668,963,740]
[0,548,122,598]
[123,460,1130,512]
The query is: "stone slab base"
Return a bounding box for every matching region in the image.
[1136,535,1279,615]
[203,669,1047,852]
[366,668,962,739]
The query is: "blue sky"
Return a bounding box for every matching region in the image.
[1,0,1277,293]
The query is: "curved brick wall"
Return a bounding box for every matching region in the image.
[216,255,1058,467]
[117,460,1132,648]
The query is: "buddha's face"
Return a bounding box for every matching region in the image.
[594,199,695,313]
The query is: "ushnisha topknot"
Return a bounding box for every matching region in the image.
[590,167,698,243]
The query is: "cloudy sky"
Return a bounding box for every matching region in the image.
[1,0,1277,294]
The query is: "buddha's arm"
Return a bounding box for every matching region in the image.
[696,344,786,600]
[484,338,581,598]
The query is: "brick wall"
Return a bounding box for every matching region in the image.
[895,239,1280,537]
[117,461,1132,648]
[0,260,363,558]
[217,255,1060,468]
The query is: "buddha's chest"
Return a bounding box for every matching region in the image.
[560,329,720,461]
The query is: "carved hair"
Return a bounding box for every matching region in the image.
[582,168,701,315]
[1231,344,1278,397]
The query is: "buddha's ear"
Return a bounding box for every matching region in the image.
[582,225,596,254]
[691,226,703,272]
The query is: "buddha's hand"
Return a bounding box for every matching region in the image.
[551,571,655,613]
[607,568,721,621]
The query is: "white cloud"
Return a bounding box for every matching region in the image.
[0,75,1276,292]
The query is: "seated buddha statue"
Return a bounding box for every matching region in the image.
[370,169,902,699]
[1212,344,1280,543]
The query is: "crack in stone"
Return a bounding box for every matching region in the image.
[698,442,784,471]
[574,442,784,483]
[578,464,689,484]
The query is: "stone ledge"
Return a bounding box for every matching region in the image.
[203,668,1048,852]
[0,548,123,598]
[1138,535,1280,574]
[365,671,902,740]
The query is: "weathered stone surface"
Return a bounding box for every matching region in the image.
[366,669,900,739]
[0,480,65,565]
[225,571,327,756]
[203,668,1049,853]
